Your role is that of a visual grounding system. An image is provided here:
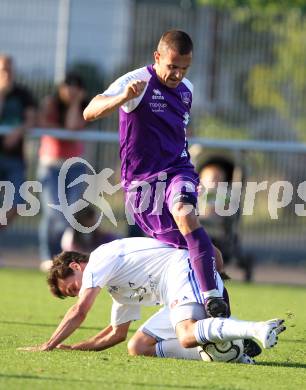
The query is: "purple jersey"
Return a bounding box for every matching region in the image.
[102,66,219,295]
[102,65,195,189]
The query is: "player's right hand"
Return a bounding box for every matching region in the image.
[123,80,146,101]
[56,344,72,350]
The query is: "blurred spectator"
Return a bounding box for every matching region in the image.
[197,155,253,281]
[198,158,233,219]
[38,72,88,271]
[61,206,119,253]
[0,55,36,226]
[197,156,236,238]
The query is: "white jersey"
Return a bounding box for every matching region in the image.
[79,237,187,306]
[79,237,223,326]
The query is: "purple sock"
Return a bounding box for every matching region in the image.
[184,227,217,293]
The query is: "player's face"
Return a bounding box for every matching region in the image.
[154,49,192,88]
[58,266,83,297]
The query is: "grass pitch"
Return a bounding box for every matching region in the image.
[1,268,306,390]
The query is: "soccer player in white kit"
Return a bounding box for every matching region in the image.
[20,238,285,362]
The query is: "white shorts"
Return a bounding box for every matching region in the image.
[138,303,207,341]
[111,254,224,328]
[137,257,224,340]
[160,256,224,310]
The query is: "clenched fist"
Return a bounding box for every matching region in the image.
[123,80,147,101]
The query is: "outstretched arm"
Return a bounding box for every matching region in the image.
[19,287,101,351]
[58,322,131,351]
[83,80,146,121]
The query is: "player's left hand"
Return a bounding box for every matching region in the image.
[17,343,53,352]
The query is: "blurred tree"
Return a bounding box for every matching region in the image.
[247,12,306,142]
[195,0,306,143]
[197,0,306,13]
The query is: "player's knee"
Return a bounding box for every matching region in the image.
[177,334,194,349]
[127,338,140,356]
[127,338,146,356]
[176,321,197,349]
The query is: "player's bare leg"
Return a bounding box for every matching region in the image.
[128,330,202,360]
[128,331,156,356]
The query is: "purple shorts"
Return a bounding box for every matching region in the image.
[125,170,199,248]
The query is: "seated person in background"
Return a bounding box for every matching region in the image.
[61,206,119,253]
[198,161,229,219]
[197,156,252,280]
[197,159,234,264]
[38,72,88,271]
[0,54,36,227]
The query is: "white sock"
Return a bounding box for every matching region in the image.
[155,339,201,360]
[203,288,221,300]
[194,317,257,344]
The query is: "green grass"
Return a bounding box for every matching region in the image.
[1,268,306,390]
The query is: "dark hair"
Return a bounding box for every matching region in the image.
[158,30,193,55]
[198,156,235,183]
[54,72,85,126]
[63,72,84,88]
[74,205,97,225]
[47,251,89,299]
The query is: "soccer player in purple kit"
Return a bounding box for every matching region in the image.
[83,30,228,317]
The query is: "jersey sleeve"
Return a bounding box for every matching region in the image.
[110,299,141,326]
[101,76,127,98]
[100,67,151,113]
[182,78,194,95]
[79,243,119,296]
